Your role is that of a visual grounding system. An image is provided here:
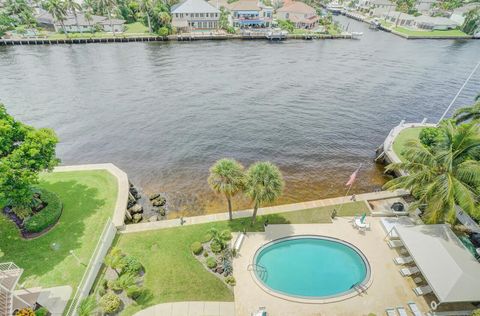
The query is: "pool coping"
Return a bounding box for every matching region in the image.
[249,234,374,304]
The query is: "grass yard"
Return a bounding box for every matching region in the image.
[125,22,149,34]
[393,26,468,37]
[116,201,368,315]
[392,127,423,161]
[0,170,117,290]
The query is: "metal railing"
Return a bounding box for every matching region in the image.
[65,219,117,316]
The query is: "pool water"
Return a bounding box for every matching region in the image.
[254,236,369,299]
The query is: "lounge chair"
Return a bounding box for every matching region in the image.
[251,307,267,316]
[385,308,398,316]
[413,277,423,284]
[397,307,408,316]
[414,285,432,296]
[387,239,404,248]
[234,232,246,255]
[394,256,413,265]
[400,266,420,276]
[408,302,423,316]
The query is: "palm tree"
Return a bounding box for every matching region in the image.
[96,0,117,36]
[84,8,94,33]
[208,158,244,221]
[78,295,97,316]
[65,0,83,33]
[43,0,68,36]
[384,121,480,223]
[245,162,284,224]
[139,0,152,33]
[453,101,480,124]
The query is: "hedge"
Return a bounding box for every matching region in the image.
[24,189,62,233]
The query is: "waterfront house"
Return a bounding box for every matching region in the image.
[414,0,437,13]
[208,0,232,10]
[35,11,125,33]
[357,0,394,14]
[413,15,458,30]
[276,1,319,29]
[230,0,273,28]
[382,11,416,27]
[171,0,221,31]
[450,3,480,25]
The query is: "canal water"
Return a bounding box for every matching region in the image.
[0,17,479,216]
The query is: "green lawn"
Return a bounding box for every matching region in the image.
[125,22,149,34]
[393,26,468,37]
[116,201,368,315]
[0,170,117,290]
[392,127,423,161]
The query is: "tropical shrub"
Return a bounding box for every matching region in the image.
[157,26,169,36]
[12,206,32,220]
[220,229,232,241]
[15,308,35,316]
[126,285,143,300]
[34,307,49,316]
[277,19,294,32]
[105,247,125,276]
[24,189,62,233]
[471,309,480,316]
[107,279,121,291]
[210,241,222,253]
[419,127,440,148]
[99,293,121,314]
[121,255,143,275]
[114,273,137,290]
[206,257,217,269]
[225,275,236,286]
[78,296,97,316]
[201,232,213,243]
[98,286,106,297]
[191,241,203,255]
[203,251,209,257]
[223,259,233,276]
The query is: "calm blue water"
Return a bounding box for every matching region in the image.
[255,237,368,298]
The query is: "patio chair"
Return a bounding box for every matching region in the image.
[408,301,423,316]
[397,306,408,316]
[385,307,398,316]
[414,285,432,296]
[387,239,404,248]
[400,266,420,276]
[251,306,267,316]
[394,256,413,265]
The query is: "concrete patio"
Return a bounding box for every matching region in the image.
[232,217,434,316]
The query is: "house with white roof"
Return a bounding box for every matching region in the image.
[413,15,458,30]
[171,0,220,31]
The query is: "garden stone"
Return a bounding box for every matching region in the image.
[149,193,161,201]
[152,197,166,207]
[133,214,142,223]
[128,204,143,214]
[148,215,158,222]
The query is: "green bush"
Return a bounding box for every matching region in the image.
[201,232,213,243]
[126,285,143,300]
[472,309,480,316]
[157,27,169,36]
[225,275,236,286]
[34,307,48,316]
[220,229,232,241]
[210,240,222,253]
[191,241,203,255]
[121,255,143,275]
[419,127,441,148]
[24,189,62,233]
[115,273,136,290]
[98,286,106,297]
[203,251,209,257]
[107,279,121,291]
[99,292,121,314]
[226,26,236,34]
[206,257,217,269]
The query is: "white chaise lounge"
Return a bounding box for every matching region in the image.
[414,285,432,296]
[394,256,413,265]
[408,302,423,316]
[387,239,404,248]
[234,232,246,254]
[400,266,420,276]
[397,307,408,316]
[385,308,398,316]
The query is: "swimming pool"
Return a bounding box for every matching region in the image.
[253,235,371,301]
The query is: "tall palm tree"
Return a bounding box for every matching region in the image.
[208,158,244,221]
[453,101,480,125]
[65,0,83,33]
[384,121,480,223]
[245,161,284,224]
[96,0,117,35]
[43,0,68,36]
[139,0,152,33]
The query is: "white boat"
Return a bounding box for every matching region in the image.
[326,2,344,15]
[370,18,381,29]
[351,31,363,38]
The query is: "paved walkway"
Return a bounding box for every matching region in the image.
[133,301,235,316]
[53,163,129,228]
[121,189,409,234]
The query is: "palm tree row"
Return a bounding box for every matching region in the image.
[384,101,480,224]
[208,159,284,224]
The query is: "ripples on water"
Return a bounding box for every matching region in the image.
[0,17,479,216]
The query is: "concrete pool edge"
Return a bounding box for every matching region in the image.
[249,234,374,304]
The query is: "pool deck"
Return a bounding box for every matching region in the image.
[233,217,435,316]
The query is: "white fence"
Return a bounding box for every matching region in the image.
[65,219,117,316]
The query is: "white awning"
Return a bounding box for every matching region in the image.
[394,224,480,303]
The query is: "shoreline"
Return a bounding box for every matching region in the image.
[0,33,353,46]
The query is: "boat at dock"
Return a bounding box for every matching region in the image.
[266,30,288,40]
[370,18,381,29]
[326,2,344,15]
